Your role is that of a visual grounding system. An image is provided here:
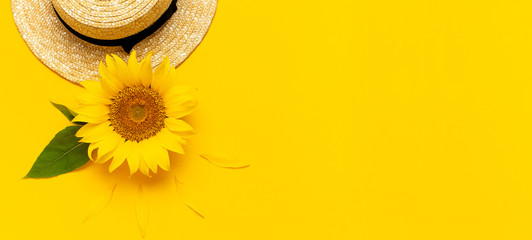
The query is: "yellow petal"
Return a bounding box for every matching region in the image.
[136,185,149,238]
[144,138,170,171]
[165,95,198,119]
[99,77,122,97]
[141,137,170,171]
[72,114,108,124]
[174,177,205,218]
[151,57,173,93]
[75,105,109,119]
[162,85,196,103]
[165,118,196,137]
[78,122,113,143]
[81,80,110,99]
[139,158,150,177]
[95,148,116,164]
[75,123,99,138]
[128,51,139,71]
[112,54,135,86]
[200,153,251,169]
[160,64,178,97]
[105,55,117,73]
[80,130,112,143]
[93,132,122,163]
[83,184,116,222]
[96,131,121,154]
[139,139,159,174]
[128,51,141,83]
[99,60,122,96]
[98,60,110,79]
[111,54,127,71]
[109,141,132,172]
[76,122,111,138]
[88,143,98,161]
[156,128,185,154]
[139,52,153,87]
[126,144,141,176]
[158,149,170,171]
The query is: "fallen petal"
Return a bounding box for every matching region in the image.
[136,185,149,238]
[200,153,250,169]
[83,184,116,222]
[174,176,205,218]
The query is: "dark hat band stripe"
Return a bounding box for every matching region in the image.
[53,0,178,53]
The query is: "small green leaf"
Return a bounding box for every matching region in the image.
[25,126,90,178]
[51,102,78,121]
[51,102,86,125]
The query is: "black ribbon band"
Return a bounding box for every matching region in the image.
[53,0,178,53]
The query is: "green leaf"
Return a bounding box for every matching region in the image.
[51,102,86,125]
[25,125,90,178]
[51,102,78,121]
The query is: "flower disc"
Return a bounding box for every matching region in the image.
[73,51,198,176]
[109,86,166,142]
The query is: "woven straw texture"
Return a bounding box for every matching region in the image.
[11,0,217,84]
[53,0,174,40]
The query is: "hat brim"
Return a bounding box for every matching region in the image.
[11,0,217,84]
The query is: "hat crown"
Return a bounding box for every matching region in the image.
[52,0,174,40]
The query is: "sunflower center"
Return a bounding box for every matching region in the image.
[109,85,166,142]
[129,104,148,123]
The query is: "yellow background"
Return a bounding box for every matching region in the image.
[1,0,532,239]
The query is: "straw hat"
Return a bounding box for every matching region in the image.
[11,0,217,83]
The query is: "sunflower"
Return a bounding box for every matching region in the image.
[73,51,197,176]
